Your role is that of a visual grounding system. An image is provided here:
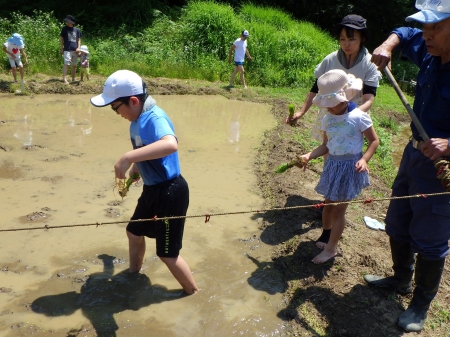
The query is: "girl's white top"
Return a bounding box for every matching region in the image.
[321,107,373,156]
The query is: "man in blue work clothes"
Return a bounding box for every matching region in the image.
[364,0,450,332]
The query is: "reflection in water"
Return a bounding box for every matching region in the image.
[31,254,185,337]
[66,100,93,147]
[13,102,33,147]
[227,114,240,153]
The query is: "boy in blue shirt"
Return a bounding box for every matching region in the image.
[90,70,198,295]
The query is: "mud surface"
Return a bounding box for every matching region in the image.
[1,73,449,337]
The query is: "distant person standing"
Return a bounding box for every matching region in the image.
[228,30,252,89]
[77,45,90,81]
[2,33,28,83]
[60,15,82,84]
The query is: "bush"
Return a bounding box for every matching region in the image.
[0,3,340,88]
[0,11,66,74]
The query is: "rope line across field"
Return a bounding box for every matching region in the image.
[1,191,449,232]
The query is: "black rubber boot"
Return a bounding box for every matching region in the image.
[398,254,445,332]
[364,237,414,295]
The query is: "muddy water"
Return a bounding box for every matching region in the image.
[0,94,286,337]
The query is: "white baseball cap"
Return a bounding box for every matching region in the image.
[90,70,146,107]
[406,0,450,23]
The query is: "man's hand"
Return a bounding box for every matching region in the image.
[421,138,450,160]
[370,34,400,71]
[371,45,392,71]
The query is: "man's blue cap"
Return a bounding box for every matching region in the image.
[406,0,450,23]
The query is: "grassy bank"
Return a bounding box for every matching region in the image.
[1,2,418,87]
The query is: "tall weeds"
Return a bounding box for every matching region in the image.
[0,3,417,87]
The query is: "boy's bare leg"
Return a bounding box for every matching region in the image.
[62,65,69,84]
[71,65,76,82]
[160,255,199,295]
[11,67,17,82]
[239,67,247,89]
[19,66,25,81]
[312,203,348,264]
[127,230,146,272]
[229,67,239,86]
[80,72,84,81]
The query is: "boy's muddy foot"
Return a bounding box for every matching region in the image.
[312,248,337,264]
[63,80,69,84]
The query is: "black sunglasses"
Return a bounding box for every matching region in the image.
[111,101,124,113]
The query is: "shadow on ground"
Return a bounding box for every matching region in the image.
[31,254,186,337]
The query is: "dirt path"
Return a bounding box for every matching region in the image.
[1,73,449,336]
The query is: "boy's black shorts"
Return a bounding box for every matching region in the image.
[126,175,189,258]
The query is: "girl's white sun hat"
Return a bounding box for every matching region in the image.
[79,45,89,54]
[312,69,363,108]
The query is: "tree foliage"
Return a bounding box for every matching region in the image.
[0,0,417,48]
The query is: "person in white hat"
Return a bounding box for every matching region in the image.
[297,69,379,265]
[90,70,199,295]
[364,0,450,332]
[2,33,28,83]
[286,14,381,250]
[227,30,252,89]
[76,45,90,81]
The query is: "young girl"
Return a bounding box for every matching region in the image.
[77,45,90,81]
[298,69,379,264]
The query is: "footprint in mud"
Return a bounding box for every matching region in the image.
[25,211,48,221]
[43,155,69,162]
[107,200,122,206]
[105,207,121,218]
[41,176,63,184]
[24,144,46,150]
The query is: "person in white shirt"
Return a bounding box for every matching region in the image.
[228,30,252,89]
[2,33,28,83]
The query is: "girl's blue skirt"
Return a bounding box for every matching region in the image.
[315,153,370,201]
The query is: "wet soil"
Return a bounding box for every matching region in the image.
[1,73,449,337]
